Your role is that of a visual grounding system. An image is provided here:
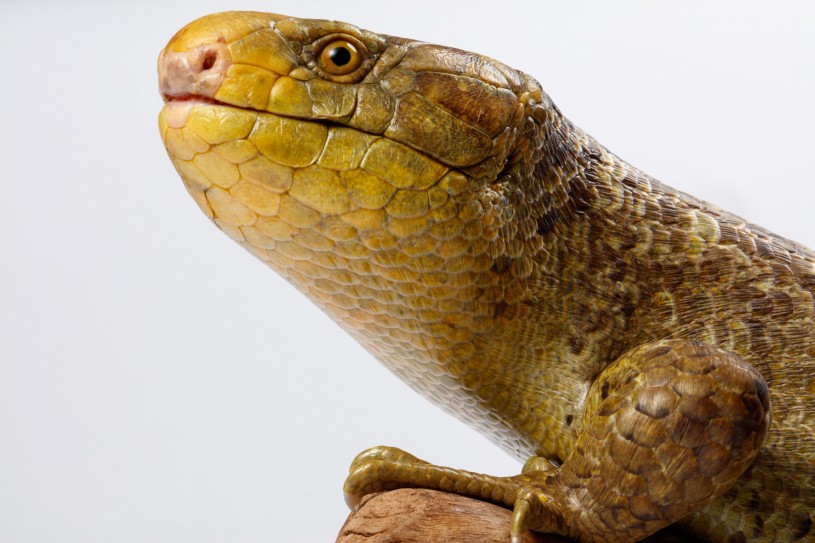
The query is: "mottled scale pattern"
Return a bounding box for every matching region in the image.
[158,11,814,542]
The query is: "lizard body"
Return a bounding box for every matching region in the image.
[158,12,814,542]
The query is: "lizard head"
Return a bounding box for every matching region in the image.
[157,11,569,392]
[158,11,537,168]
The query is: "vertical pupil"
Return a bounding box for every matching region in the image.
[328,46,352,66]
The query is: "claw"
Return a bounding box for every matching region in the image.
[344,490,362,510]
[510,488,561,542]
[510,492,533,542]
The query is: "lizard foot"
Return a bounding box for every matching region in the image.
[344,446,569,539]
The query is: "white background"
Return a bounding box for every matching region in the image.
[1,1,813,542]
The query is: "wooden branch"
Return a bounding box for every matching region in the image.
[336,489,566,543]
[335,489,695,543]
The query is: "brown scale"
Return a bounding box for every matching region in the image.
[158,11,813,542]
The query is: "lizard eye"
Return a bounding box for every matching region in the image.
[319,40,360,74]
[310,34,372,83]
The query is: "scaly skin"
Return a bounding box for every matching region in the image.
[157,12,814,542]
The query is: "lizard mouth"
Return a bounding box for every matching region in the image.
[160,95,228,130]
[159,93,270,131]
[162,93,225,105]
[161,93,276,119]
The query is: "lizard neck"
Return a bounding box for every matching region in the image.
[495,93,656,369]
[526,93,616,240]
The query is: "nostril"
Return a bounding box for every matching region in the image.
[202,51,217,71]
[158,43,228,99]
